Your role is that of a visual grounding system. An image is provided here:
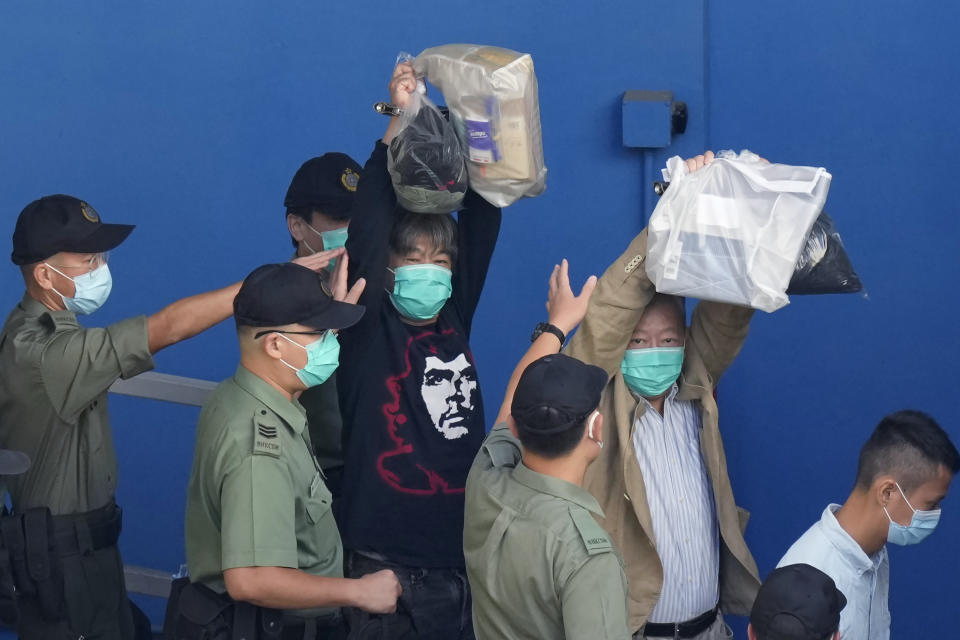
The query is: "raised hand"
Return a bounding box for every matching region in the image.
[292,247,345,273]
[545,259,598,337]
[328,250,366,305]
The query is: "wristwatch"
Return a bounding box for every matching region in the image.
[530,322,565,345]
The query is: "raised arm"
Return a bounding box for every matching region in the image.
[563,230,656,379]
[495,260,596,424]
[146,249,343,354]
[451,191,502,335]
[564,152,719,377]
[344,63,418,334]
[686,300,754,384]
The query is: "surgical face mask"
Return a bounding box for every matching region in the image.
[620,347,684,398]
[44,262,113,315]
[278,331,340,387]
[884,482,941,546]
[388,264,452,320]
[303,224,348,269]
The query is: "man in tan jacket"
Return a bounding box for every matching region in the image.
[565,152,761,638]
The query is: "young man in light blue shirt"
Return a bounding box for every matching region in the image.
[778,410,958,640]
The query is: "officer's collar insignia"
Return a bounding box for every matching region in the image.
[341,168,359,192]
[80,202,100,223]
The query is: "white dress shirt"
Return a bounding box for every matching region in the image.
[632,384,719,623]
[778,504,890,640]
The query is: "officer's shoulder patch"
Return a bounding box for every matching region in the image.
[252,409,282,457]
[569,507,612,556]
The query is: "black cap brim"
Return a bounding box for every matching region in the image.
[299,298,365,331]
[69,223,135,254]
[0,449,30,475]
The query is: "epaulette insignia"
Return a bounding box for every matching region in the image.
[253,409,282,457]
[570,507,612,556]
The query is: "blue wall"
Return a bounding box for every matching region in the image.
[1,1,957,634]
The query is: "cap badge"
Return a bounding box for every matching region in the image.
[80,202,100,223]
[341,168,359,192]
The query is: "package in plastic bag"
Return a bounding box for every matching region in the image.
[387,56,468,215]
[413,44,547,208]
[646,150,832,312]
[787,211,863,294]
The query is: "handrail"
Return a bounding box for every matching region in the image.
[109,371,218,597]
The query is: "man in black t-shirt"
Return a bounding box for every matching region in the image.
[337,61,501,640]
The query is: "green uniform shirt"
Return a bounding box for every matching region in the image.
[464,424,631,640]
[185,365,342,617]
[0,293,154,514]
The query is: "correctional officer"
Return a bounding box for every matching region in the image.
[176,262,400,640]
[464,260,630,640]
[0,194,337,640]
[283,153,362,499]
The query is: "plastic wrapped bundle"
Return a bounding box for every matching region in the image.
[787,211,863,294]
[414,44,547,207]
[387,88,468,214]
[646,151,832,312]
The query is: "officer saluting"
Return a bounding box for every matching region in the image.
[283,153,363,500]
[174,261,400,639]
[464,261,631,640]
[0,194,337,639]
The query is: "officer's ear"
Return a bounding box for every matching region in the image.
[29,261,56,291]
[254,331,286,361]
[746,623,757,640]
[287,214,307,243]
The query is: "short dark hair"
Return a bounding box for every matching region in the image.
[286,208,350,248]
[855,410,960,492]
[389,208,458,265]
[514,409,589,459]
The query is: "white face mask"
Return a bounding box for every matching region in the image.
[587,411,603,449]
[44,262,113,314]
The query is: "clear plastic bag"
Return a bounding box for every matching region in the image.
[787,211,863,295]
[646,150,832,312]
[413,44,547,208]
[387,54,468,214]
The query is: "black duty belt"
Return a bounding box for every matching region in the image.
[50,501,122,556]
[642,606,718,639]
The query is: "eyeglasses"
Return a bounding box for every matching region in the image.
[253,328,332,340]
[48,252,109,272]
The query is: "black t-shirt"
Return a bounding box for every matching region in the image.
[338,141,502,568]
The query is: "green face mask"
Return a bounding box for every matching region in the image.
[620,347,684,397]
[303,224,349,270]
[389,264,453,320]
[278,331,341,387]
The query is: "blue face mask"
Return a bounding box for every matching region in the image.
[45,262,113,315]
[884,482,941,546]
[303,224,348,269]
[620,347,684,397]
[389,264,453,320]
[278,331,340,387]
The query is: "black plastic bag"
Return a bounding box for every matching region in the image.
[787,211,863,295]
[387,88,469,214]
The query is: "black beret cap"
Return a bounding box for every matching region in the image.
[11,195,134,265]
[284,153,362,218]
[511,354,608,434]
[234,262,364,331]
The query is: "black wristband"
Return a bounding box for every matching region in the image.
[531,322,565,345]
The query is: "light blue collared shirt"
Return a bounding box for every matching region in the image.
[778,504,890,640]
[632,384,719,623]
